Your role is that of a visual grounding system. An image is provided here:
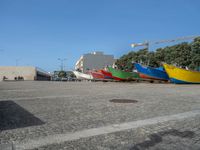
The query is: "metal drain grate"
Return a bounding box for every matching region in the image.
[109,99,138,103]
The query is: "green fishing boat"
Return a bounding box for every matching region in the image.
[107,67,139,81]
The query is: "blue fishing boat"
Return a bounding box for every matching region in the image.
[134,63,169,81]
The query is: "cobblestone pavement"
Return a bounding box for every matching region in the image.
[0,81,200,150]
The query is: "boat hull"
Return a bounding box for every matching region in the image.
[90,71,105,79]
[134,63,169,81]
[73,71,93,80]
[163,64,200,84]
[107,67,139,81]
[99,70,113,79]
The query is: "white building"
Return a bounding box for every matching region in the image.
[75,51,115,73]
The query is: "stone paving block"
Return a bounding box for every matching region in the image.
[0,81,200,149]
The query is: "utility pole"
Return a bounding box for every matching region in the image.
[58,58,67,71]
[16,59,20,66]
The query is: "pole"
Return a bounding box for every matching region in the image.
[61,60,63,71]
[58,58,67,71]
[16,59,19,66]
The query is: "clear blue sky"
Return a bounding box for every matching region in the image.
[0,0,200,71]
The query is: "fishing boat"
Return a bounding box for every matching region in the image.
[107,67,139,81]
[73,71,93,80]
[90,71,105,79]
[99,69,113,79]
[134,63,169,81]
[163,63,200,84]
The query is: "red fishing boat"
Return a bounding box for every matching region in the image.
[90,71,105,79]
[99,69,113,79]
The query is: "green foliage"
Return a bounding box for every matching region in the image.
[69,72,76,78]
[116,37,200,71]
[190,37,200,70]
[58,71,67,78]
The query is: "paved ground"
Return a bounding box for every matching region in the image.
[0,81,200,150]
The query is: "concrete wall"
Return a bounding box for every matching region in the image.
[0,66,36,81]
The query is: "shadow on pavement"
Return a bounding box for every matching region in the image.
[0,100,44,131]
[131,129,195,150]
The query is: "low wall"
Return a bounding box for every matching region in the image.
[0,66,36,81]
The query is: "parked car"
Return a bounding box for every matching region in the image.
[61,77,68,81]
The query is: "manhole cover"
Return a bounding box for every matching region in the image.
[109,99,138,103]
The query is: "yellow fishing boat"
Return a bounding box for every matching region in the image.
[163,63,200,84]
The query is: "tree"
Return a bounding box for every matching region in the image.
[147,52,158,67]
[115,37,200,71]
[58,71,66,78]
[190,37,200,70]
[69,72,76,78]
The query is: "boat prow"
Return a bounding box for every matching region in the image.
[107,67,139,81]
[90,71,105,79]
[134,63,169,81]
[73,71,93,80]
[99,69,113,79]
[163,63,200,84]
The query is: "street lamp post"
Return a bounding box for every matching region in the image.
[58,58,67,71]
[16,59,20,66]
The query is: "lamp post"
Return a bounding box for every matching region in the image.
[58,58,67,71]
[16,59,20,66]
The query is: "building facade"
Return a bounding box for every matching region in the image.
[75,51,115,73]
[0,66,51,81]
